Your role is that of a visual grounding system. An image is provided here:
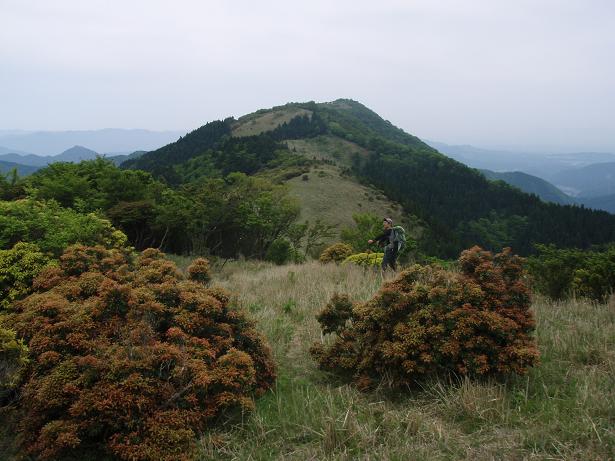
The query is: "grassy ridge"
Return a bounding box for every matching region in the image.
[190,260,615,460]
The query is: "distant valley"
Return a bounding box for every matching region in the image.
[426,140,615,214]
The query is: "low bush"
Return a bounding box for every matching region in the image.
[0,242,51,311]
[0,327,29,400]
[319,243,353,264]
[527,244,615,301]
[265,238,294,265]
[311,246,539,388]
[0,198,127,256]
[4,245,275,460]
[343,252,384,267]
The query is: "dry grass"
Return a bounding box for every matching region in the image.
[285,164,408,239]
[192,261,615,460]
[232,108,312,137]
[286,136,369,168]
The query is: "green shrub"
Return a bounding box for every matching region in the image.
[0,242,51,311]
[340,213,382,252]
[265,238,294,265]
[311,246,539,389]
[343,252,384,267]
[319,243,353,264]
[0,199,127,256]
[527,244,615,301]
[0,327,29,399]
[4,245,276,460]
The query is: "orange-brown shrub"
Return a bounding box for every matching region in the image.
[187,257,211,284]
[6,245,275,461]
[310,246,539,388]
[319,243,353,264]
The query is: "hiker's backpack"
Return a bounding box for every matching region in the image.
[392,226,406,251]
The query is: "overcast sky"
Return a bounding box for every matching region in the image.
[1,0,614,151]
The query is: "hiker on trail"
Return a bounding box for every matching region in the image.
[368,217,405,272]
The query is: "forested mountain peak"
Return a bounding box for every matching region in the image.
[119,99,615,257]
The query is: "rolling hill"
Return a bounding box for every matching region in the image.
[0,160,40,176]
[479,169,576,205]
[550,162,615,198]
[123,99,615,257]
[0,145,99,167]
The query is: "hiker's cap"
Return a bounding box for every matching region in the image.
[384,218,393,225]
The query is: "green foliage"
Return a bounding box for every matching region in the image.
[282,299,296,314]
[178,173,300,258]
[27,157,161,212]
[343,252,384,267]
[123,116,318,186]
[312,247,539,388]
[0,327,29,399]
[265,238,294,265]
[19,156,300,259]
[527,244,615,300]
[0,198,127,256]
[340,213,383,252]
[302,219,337,258]
[319,243,353,264]
[457,211,528,252]
[5,246,276,460]
[0,242,50,311]
[0,168,25,201]
[122,119,233,183]
[269,112,328,140]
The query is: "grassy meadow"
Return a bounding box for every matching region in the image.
[165,258,615,461]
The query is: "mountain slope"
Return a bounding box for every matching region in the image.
[578,194,615,214]
[53,145,99,162]
[0,160,40,176]
[428,141,615,181]
[105,150,147,166]
[0,145,100,167]
[124,99,615,257]
[480,169,576,205]
[551,162,615,198]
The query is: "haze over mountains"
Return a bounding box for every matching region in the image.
[2,116,614,214]
[426,140,615,212]
[0,128,185,156]
[0,129,184,174]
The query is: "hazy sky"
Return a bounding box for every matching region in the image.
[1,0,614,151]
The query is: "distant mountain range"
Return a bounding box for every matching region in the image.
[549,162,615,198]
[0,128,177,176]
[0,128,185,156]
[479,170,576,205]
[427,141,615,179]
[427,140,615,214]
[0,145,146,176]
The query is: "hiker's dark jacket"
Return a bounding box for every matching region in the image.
[373,229,394,248]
